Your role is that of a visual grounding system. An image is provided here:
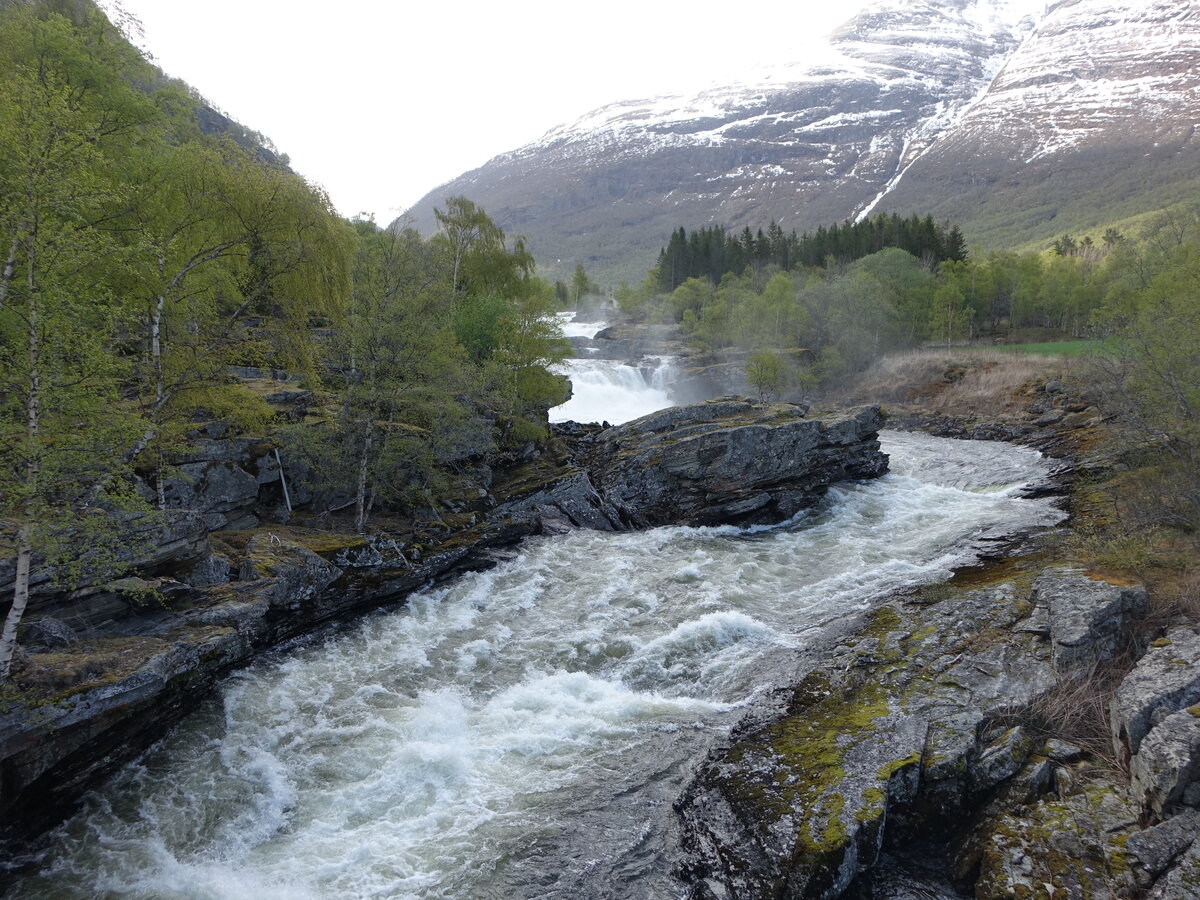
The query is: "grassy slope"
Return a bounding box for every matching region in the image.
[881,141,1200,254]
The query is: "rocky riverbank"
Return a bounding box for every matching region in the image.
[675,357,1200,898]
[0,400,885,868]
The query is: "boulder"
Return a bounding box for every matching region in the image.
[1149,835,1200,898]
[1125,808,1200,884]
[1111,627,1200,758]
[492,470,623,533]
[1131,707,1200,819]
[589,400,887,528]
[22,617,79,650]
[181,552,233,588]
[156,460,261,531]
[968,726,1041,800]
[239,534,343,612]
[1031,568,1148,673]
[142,439,287,530]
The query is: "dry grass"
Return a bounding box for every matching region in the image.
[841,349,1069,417]
[1145,568,1200,625]
[992,650,1138,777]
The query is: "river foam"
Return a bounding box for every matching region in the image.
[11,432,1064,900]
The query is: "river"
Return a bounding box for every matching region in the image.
[8,319,1065,899]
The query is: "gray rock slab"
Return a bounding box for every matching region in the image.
[1148,833,1200,898]
[239,534,343,612]
[1126,808,1200,882]
[1132,707,1200,819]
[1112,627,1200,758]
[1032,568,1148,673]
[591,401,887,528]
[493,470,623,533]
[160,460,261,530]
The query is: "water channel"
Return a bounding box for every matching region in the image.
[9,318,1065,899]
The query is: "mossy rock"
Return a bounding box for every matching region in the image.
[975,783,1137,899]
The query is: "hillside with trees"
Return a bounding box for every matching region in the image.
[0,1,568,677]
[617,214,1125,390]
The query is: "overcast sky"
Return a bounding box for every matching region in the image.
[99,1,864,223]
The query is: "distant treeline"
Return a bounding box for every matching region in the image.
[653,213,968,293]
[614,209,1184,390]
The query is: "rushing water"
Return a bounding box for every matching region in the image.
[556,313,609,340]
[549,357,675,426]
[11,432,1063,900]
[550,312,675,426]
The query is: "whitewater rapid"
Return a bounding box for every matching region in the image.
[11,433,1064,900]
[556,313,609,340]
[549,312,677,426]
[550,357,675,426]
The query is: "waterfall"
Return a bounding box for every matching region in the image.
[556,312,609,340]
[550,357,675,425]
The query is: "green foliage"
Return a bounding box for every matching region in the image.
[432,195,533,299]
[652,213,966,293]
[745,351,787,402]
[996,340,1110,357]
[632,207,1165,391]
[483,278,571,445]
[570,263,595,309]
[454,293,511,362]
[286,203,569,527]
[0,3,575,671]
[1091,202,1200,527]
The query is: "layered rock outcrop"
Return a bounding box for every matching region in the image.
[0,399,886,859]
[676,566,1188,899]
[588,401,887,527]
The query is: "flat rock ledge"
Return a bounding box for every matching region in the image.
[0,399,886,864]
[677,569,1199,899]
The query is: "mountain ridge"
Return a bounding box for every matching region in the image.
[405,0,1200,284]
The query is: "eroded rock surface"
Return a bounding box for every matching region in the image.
[589,401,887,527]
[1111,627,1200,758]
[1148,836,1200,898]
[975,785,1139,899]
[1031,567,1148,673]
[677,569,1150,899]
[1131,707,1200,820]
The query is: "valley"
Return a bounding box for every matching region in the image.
[3,0,1200,897]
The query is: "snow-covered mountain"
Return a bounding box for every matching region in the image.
[406,0,1200,282]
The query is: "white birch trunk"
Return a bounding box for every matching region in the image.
[354,425,374,533]
[0,229,19,310]
[2,255,41,680]
[0,525,33,680]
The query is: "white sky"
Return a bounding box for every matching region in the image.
[100,1,863,223]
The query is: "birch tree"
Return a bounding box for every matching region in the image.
[301,222,469,531]
[0,6,153,678]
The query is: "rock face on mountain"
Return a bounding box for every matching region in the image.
[406,0,1200,282]
[884,0,1200,247]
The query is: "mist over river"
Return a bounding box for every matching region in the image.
[10,427,1063,899]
